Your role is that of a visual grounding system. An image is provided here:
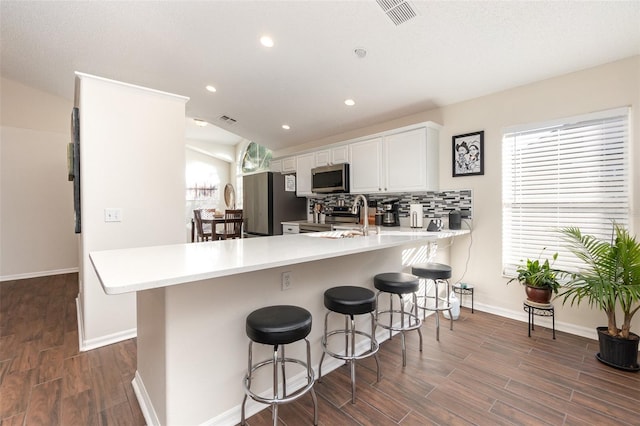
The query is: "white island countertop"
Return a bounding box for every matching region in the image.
[90,229,468,295]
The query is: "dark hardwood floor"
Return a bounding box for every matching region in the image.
[1,274,638,425]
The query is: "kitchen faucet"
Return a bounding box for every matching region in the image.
[351,194,369,236]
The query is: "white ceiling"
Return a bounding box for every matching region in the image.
[2,1,639,152]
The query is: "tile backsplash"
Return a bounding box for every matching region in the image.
[309,190,473,219]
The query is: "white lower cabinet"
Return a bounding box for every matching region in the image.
[282,223,300,234]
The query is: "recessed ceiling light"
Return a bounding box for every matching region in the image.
[260,36,274,47]
[193,118,208,127]
[344,99,356,106]
[282,124,291,130]
[205,85,216,93]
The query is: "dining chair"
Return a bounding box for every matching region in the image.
[193,209,215,242]
[215,209,243,240]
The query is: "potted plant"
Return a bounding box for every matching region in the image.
[559,224,640,371]
[508,250,561,304]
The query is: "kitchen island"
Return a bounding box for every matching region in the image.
[90,229,468,425]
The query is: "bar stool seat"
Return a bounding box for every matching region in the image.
[373,273,423,366]
[241,305,318,426]
[411,263,454,341]
[319,286,380,404]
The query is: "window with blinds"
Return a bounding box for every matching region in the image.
[502,107,630,276]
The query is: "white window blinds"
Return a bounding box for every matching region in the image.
[502,108,630,275]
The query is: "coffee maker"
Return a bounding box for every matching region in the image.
[381,199,400,227]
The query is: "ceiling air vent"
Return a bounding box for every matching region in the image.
[218,115,237,125]
[376,0,417,26]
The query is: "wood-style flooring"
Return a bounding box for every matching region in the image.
[1,273,639,425]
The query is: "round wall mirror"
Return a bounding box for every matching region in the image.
[224,183,236,209]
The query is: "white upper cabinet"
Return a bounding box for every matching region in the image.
[350,123,440,194]
[272,121,440,195]
[295,152,315,196]
[270,159,282,173]
[349,137,383,193]
[315,146,349,166]
[281,157,296,173]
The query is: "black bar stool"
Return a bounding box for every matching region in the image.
[411,263,454,341]
[241,305,318,426]
[373,272,423,366]
[318,286,381,404]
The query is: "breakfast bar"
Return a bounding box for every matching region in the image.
[90,230,468,425]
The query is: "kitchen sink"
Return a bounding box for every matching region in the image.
[304,229,365,239]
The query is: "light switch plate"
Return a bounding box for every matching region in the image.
[104,208,122,222]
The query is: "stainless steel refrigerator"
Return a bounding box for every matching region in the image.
[243,172,307,236]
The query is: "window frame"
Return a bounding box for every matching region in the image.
[501,107,631,276]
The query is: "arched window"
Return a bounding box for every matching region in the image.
[241,142,272,174]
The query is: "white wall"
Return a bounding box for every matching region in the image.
[76,73,188,349]
[0,78,78,280]
[276,56,640,339]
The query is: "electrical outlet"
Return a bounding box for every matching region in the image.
[281,271,292,291]
[104,208,122,222]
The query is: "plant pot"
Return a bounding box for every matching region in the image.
[525,285,552,304]
[596,327,640,371]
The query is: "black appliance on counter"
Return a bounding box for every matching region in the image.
[243,172,307,236]
[380,198,400,227]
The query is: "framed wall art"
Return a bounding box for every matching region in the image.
[452,130,484,177]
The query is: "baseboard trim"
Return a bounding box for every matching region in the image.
[132,371,160,426]
[471,301,598,341]
[0,267,79,282]
[76,297,137,351]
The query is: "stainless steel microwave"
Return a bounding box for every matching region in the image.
[311,163,350,194]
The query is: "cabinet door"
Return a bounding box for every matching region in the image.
[349,137,383,193]
[296,153,315,196]
[270,159,282,173]
[383,127,428,192]
[282,157,296,173]
[315,150,330,167]
[331,146,349,164]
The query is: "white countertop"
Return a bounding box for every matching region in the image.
[90,229,468,295]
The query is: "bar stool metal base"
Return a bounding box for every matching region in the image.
[241,305,318,426]
[412,263,454,341]
[374,273,423,367]
[318,312,380,403]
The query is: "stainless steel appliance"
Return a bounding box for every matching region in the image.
[325,205,360,224]
[243,172,307,236]
[381,199,400,227]
[311,163,350,194]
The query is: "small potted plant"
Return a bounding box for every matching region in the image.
[508,250,561,304]
[559,224,640,371]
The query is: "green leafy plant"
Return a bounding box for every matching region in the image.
[559,224,640,339]
[508,250,561,293]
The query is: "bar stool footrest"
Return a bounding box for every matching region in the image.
[243,358,315,405]
[321,329,380,361]
[376,309,422,332]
